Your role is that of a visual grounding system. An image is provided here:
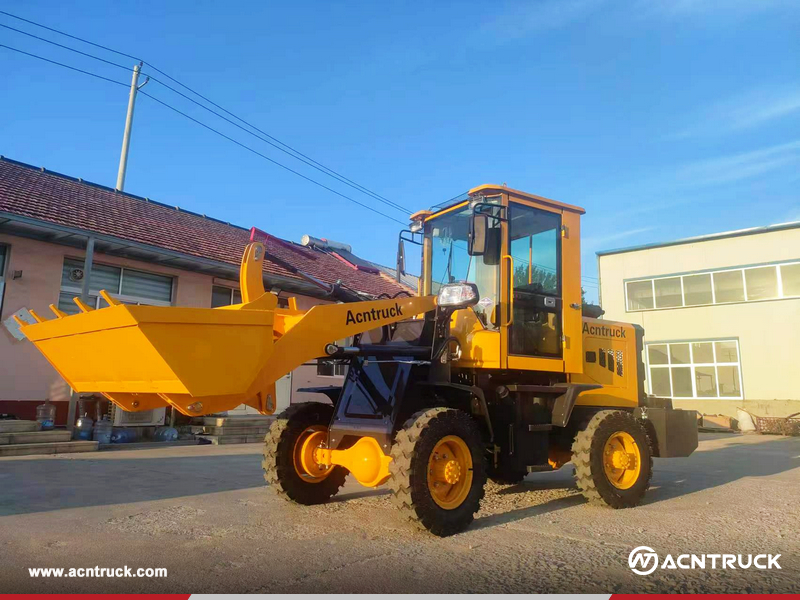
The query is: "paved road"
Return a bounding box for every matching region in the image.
[0,433,797,593]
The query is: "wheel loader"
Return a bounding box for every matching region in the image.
[18,184,697,536]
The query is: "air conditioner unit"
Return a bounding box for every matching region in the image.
[111,405,166,427]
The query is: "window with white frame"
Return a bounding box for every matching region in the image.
[625,260,800,311]
[317,359,347,377]
[211,285,242,307]
[58,257,174,314]
[646,339,743,400]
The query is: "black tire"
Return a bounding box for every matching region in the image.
[571,410,653,508]
[389,407,487,537]
[487,463,527,485]
[262,402,347,505]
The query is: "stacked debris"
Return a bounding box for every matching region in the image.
[741,410,800,436]
[0,419,97,457]
[191,415,275,445]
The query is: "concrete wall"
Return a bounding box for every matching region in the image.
[598,226,800,418]
[0,234,341,416]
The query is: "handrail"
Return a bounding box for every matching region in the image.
[503,254,514,326]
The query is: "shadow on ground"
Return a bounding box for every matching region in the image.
[472,494,585,530]
[647,434,800,503]
[1,434,798,520]
[467,434,800,529]
[0,452,264,516]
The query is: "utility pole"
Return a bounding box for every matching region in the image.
[116,62,149,191]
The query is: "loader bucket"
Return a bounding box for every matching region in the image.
[21,301,277,416]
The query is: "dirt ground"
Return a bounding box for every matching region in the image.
[0,432,797,593]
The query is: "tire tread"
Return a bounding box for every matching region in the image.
[262,402,346,505]
[388,408,487,536]
[571,410,653,508]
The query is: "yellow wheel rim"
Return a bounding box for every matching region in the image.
[427,435,473,509]
[293,426,331,483]
[603,431,641,490]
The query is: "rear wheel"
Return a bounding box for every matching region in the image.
[262,402,347,505]
[389,407,487,537]
[572,410,652,508]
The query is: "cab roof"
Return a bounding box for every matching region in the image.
[468,184,585,215]
[418,184,585,220]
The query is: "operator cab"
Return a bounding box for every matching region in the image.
[400,184,585,375]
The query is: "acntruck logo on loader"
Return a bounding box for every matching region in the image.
[582,322,626,338]
[628,546,781,575]
[345,303,403,325]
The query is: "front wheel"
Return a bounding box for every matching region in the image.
[572,410,653,508]
[389,407,487,537]
[262,402,347,505]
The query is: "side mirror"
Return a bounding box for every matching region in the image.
[396,238,406,280]
[468,213,488,256]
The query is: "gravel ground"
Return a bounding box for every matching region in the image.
[0,432,797,593]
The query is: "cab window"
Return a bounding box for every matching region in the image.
[427,204,500,328]
[508,203,562,357]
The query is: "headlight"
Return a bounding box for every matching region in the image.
[437,282,480,308]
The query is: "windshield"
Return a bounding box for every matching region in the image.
[426,203,499,326]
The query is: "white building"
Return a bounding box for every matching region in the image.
[597,221,800,419]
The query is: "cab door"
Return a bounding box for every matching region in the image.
[500,200,582,373]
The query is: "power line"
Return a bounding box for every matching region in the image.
[0,44,130,88]
[0,44,407,226]
[143,63,411,214]
[0,22,132,72]
[0,9,141,61]
[139,73,412,214]
[136,90,407,225]
[151,59,411,212]
[0,9,411,215]
[0,22,409,214]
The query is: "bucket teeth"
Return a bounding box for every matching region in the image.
[72,297,94,313]
[99,290,121,306]
[49,304,67,318]
[28,309,46,323]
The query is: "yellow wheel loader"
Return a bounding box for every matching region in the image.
[18,184,697,537]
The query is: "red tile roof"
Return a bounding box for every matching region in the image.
[0,157,412,298]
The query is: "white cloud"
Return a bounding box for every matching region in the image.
[670,89,800,139]
[580,140,800,224]
[482,0,609,38]
[675,140,800,187]
[637,0,797,21]
[582,226,655,251]
[482,0,797,41]
[630,0,798,27]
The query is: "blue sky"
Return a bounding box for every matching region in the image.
[1,1,799,302]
